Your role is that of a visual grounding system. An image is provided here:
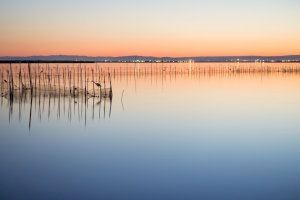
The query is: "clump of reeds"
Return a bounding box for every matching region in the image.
[0,63,113,102]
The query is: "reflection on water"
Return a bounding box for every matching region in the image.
[1,63,300,199]
[1,91,112,130]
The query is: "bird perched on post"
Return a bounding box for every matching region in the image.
[92,81,103,98]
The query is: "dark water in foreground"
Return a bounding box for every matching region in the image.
[1,64,300,199]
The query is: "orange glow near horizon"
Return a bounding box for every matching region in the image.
[1,36,299,57]
[0,0,299,57]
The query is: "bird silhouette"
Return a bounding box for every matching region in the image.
[91,81,101,87]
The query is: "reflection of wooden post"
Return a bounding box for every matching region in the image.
[99,84,102,99]
[109,96,112,118]
[29,93,33,130]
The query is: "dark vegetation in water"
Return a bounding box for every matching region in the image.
[0,63,113,130]
[1,63,113,100]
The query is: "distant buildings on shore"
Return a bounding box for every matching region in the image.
[0,55,299,63]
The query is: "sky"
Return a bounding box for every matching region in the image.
[0,0,299,57]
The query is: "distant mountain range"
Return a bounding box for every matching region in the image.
[0,55,300,63]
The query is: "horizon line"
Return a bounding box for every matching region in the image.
[1,54,300,58]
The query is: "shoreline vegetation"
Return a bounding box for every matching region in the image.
[0,55,300,63]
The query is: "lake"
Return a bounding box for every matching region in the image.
[0,63,300,199]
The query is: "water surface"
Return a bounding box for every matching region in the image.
[1,63,300,199]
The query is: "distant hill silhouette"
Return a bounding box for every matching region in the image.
[0,55,300,63]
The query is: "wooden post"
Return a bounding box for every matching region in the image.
[92,69,95,96]
[9,63,14,97]
[108,72,112,99]
[28,63,33,93]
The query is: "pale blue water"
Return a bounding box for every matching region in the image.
[1,71,300,200]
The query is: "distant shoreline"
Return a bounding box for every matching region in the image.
[0,60,300,64]
[1,55,300,64]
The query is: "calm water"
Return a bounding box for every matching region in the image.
[1,63,300,199]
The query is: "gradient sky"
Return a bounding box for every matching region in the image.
[0,0,299,56]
